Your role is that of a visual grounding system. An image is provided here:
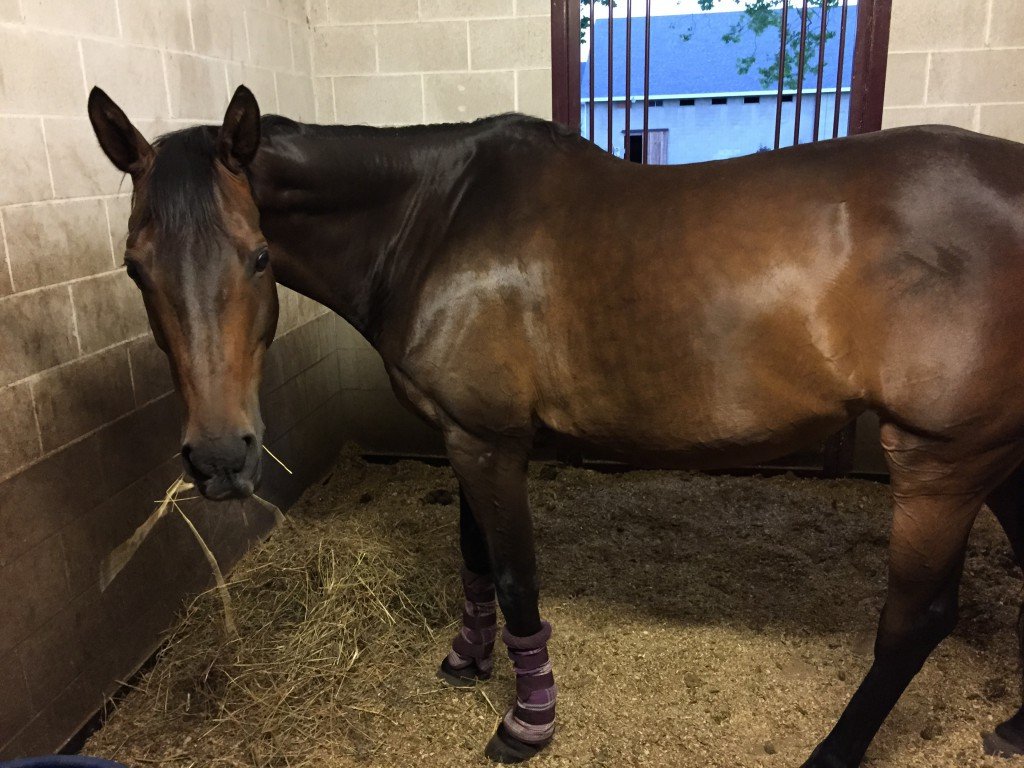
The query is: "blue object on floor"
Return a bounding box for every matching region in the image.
[0,758,127,768]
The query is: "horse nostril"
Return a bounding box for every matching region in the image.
[242,434,256,448]
[181,443,210,481]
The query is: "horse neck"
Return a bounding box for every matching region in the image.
[249,122,473,343]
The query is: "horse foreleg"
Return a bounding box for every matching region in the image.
[982,464,1024,758]
[804,439,987,768]
[438,488,499,687]
[445,426,555,763]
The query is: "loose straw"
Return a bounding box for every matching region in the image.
[100,476,193,591]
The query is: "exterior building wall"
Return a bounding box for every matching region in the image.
[583,93,852,163]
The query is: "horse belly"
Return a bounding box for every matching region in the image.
[533,304,863,468]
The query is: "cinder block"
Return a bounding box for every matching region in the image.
[470,17,549,70]
[378,21,469,73]
[0,534,72,657]
[267,0,309,23]
[0,237,11,298]
[82,40,169,119]
[313,77,335,123]
[166,52,230,120]
[291,22,313,74]
[191,0,249,61]
[881,52,928,109]
[888,0,987,52]
[20,0,119,36]
[326,0,419,23]
[71,270,149,355]
[423,71,515,122]
[314,26,378,77]
[0,28,84,116]
[127,335,172,405]
[307,0,329,26]
[118,0,193,51]
[0,382,41,473]
[227,64,280,114]
[44,118,125,199]
[979,103,1024,143]
[882,105,976,131]
[420,0,513,18]
[515,0,549,16]
[94,395,179,495]
[928,49,1024,105]
[32,346,134,451]
[0,118,52,206]
[0,652,32,754]
[517,67,553,119]
[0,0,21,21]
[105,195,132,256]
[0,435,108,569]
[4,199,112,291]
[333,74,424,126]
[0,287,78,387]
[246,11,294,71]
[989,0,1024,46]
[277,71,317,121]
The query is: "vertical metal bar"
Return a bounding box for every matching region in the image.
[607,0,614,153]
[624,0,632,161]
[812,0,829,142]
[589,0,595,142]
[849,0,892,135]
[792,1,810,146]
[832,0,849,138]
[773,0,790,150]
[643,0,651,163]
[549,0,581,131]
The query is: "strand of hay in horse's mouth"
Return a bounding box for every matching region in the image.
[99,446,292,633]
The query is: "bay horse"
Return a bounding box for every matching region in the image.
[88,84,1024,766]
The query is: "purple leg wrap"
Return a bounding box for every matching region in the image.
[502,621,557,745]
[446,567,498,676]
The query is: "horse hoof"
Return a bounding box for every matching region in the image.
[437,657,490,688]
[484,724,549,764]
[984,728,1024,758]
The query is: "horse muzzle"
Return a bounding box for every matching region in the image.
[181,432,263,500]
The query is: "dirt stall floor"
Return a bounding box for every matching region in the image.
[87,451,1024,767]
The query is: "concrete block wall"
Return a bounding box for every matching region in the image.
[309,0,553,127]
[882,0,1024,140]
[0,0,355,756]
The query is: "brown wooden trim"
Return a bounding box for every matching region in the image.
[550,0,581,130]
[848,0,893,135]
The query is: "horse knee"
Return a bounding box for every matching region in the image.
[876,590,958,663]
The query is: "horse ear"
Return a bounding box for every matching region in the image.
[218,85,261,172]
[88,87,154,178]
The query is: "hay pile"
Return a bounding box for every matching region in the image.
[92,452,465,766]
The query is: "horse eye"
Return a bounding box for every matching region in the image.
[124,259,142,285]
[254,248,270,273]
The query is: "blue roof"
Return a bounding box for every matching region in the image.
[581,7,858,99]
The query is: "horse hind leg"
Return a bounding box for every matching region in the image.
[981,463,1024,758]
[804,425,1019,768]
